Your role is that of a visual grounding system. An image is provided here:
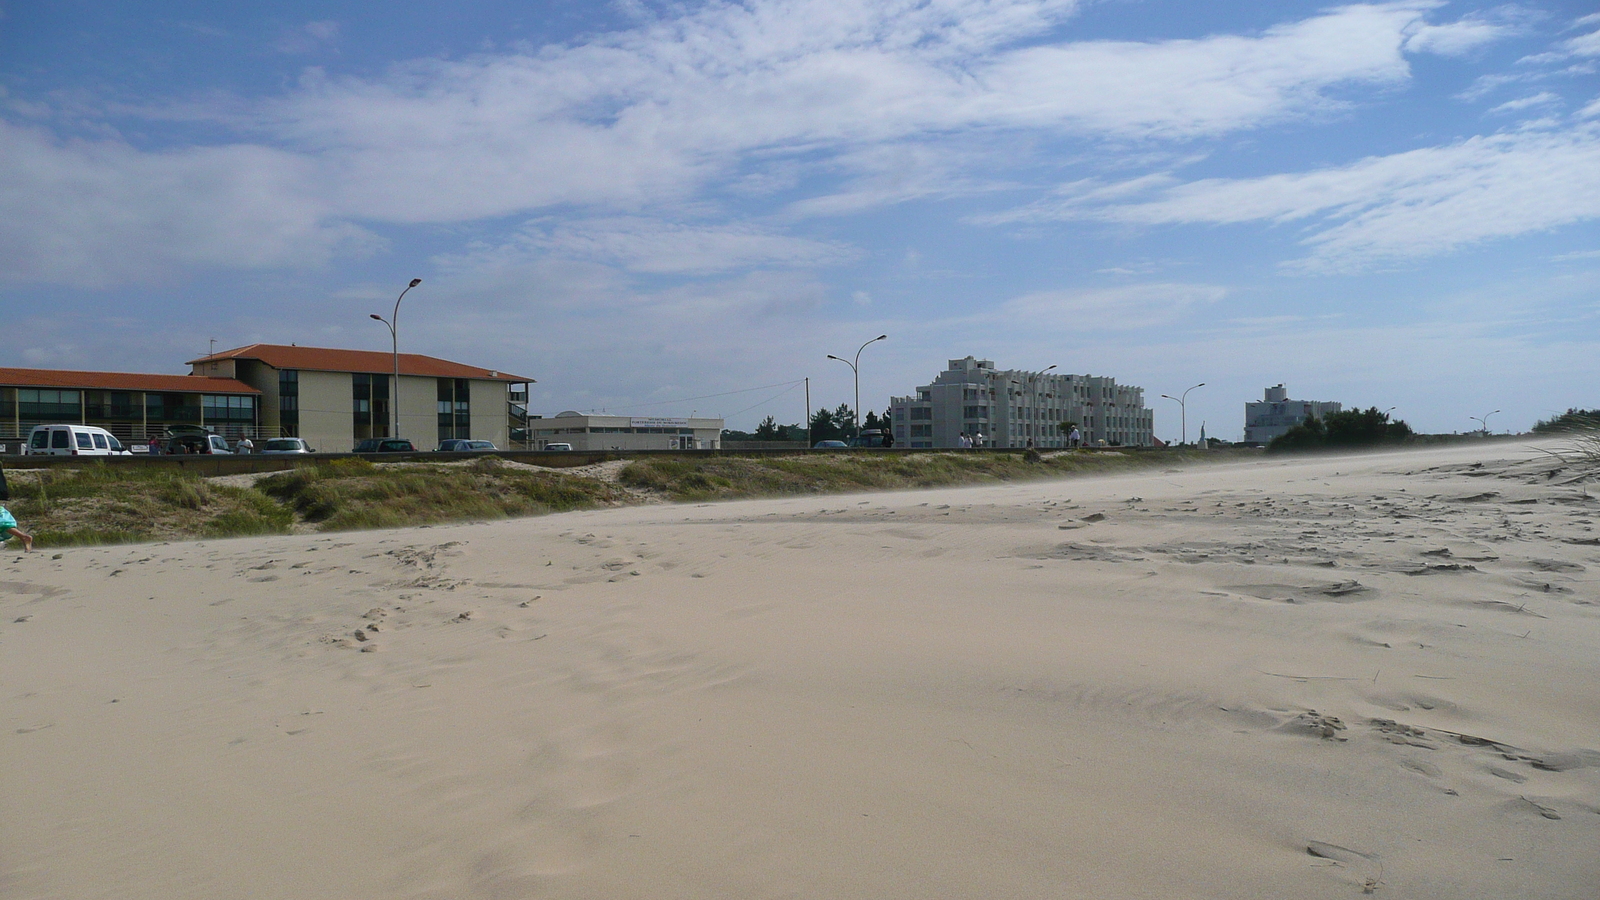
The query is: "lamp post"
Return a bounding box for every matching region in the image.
[827,333,887,437]
[370,278,422,440]
[1469,409,1500,434]
[1159,382,1205,447]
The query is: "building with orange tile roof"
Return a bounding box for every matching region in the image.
[1,344,533,454]
[186,344,533,451]
[0,367,260,451]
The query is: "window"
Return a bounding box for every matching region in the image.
[963,406,987,419]
[353,373,390,437]
[910,407,932,420]
[910,424,932,437]
[278,369,300,435]
[437,378,471,442]
[146,393,198,423]
[18,389,81,420]
[203,394,256,422]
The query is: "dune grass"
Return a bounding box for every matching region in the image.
[255,456,629,531]
[2,464,295,547]
[2,448,1221,549]
[618,449,1203,502]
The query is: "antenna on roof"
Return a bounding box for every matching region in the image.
[209,338,216,357]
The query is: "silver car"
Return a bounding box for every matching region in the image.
[260,437,316,454]
[436,439,497,452]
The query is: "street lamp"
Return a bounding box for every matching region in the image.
[370,277,422,439]
[827,333,887,437]
[1469,409,1500,434]
[1159,382,1205,447]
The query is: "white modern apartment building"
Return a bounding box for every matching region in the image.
[528,412,723,451]
[1243,384,1342,444]
[888,357,1154,449]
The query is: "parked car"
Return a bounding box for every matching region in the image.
[436,439,497,452]
[848,429,892,448]
[812,440,849,449]
[542,442,573,451]
[26,424,131,457]
[353,438,417,453]
[161,425,232,455]
[260,437,316,454]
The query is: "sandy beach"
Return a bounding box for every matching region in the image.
[3,440,1597,899]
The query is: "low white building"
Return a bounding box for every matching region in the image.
[1243,384,1342,444]
[888,357,1154,449]
[528,413,723,451]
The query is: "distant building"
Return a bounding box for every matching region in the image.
[188,344,532,452]
[528,412,723,450]
[888,357,1154,449]
[1243,384,1341,444]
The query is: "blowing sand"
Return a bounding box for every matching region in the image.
[3,440,1597,899]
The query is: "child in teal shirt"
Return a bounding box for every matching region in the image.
[0,506,33,551]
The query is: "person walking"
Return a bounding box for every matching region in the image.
[236,436,254,454]
[1069,426,1081,449]
[974,431,985,448]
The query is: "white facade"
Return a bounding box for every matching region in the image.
[1243,384,1342,444]
[888,357,1154,449]
[529,413,723,451]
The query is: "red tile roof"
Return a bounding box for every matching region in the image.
[0,368,259,394]
[187,344,533,382]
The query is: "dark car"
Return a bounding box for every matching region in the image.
[163,425,233,455]
[353,438,418,453]
[436,439,497,452]
[812,440,848,449]
[848,429,893,448]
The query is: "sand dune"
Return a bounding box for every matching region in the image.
[3,440,1597,899]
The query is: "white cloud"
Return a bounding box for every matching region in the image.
[435,217,858,276]
[275,20,340,54]
[246,0,1437,228]
[998,124,1600,272]
[1001,282,1227,329]
[1403,11,1519,57]
[0,120,376,288]
[0,1,1526,287]
[1562,27,1600,57]
[1486,91,1560,114]
[1549,248,1600,261]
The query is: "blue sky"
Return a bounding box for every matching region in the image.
[2,1,1597,439]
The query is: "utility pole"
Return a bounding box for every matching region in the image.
[805,377,811,447]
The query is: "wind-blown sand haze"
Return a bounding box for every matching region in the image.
[3,441,1598,899]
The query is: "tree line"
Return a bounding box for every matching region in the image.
[1267,407,1413,453]
[722,405,892,444]
[1532,409,1600,433]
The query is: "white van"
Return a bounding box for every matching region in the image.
[27,424,131,457]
